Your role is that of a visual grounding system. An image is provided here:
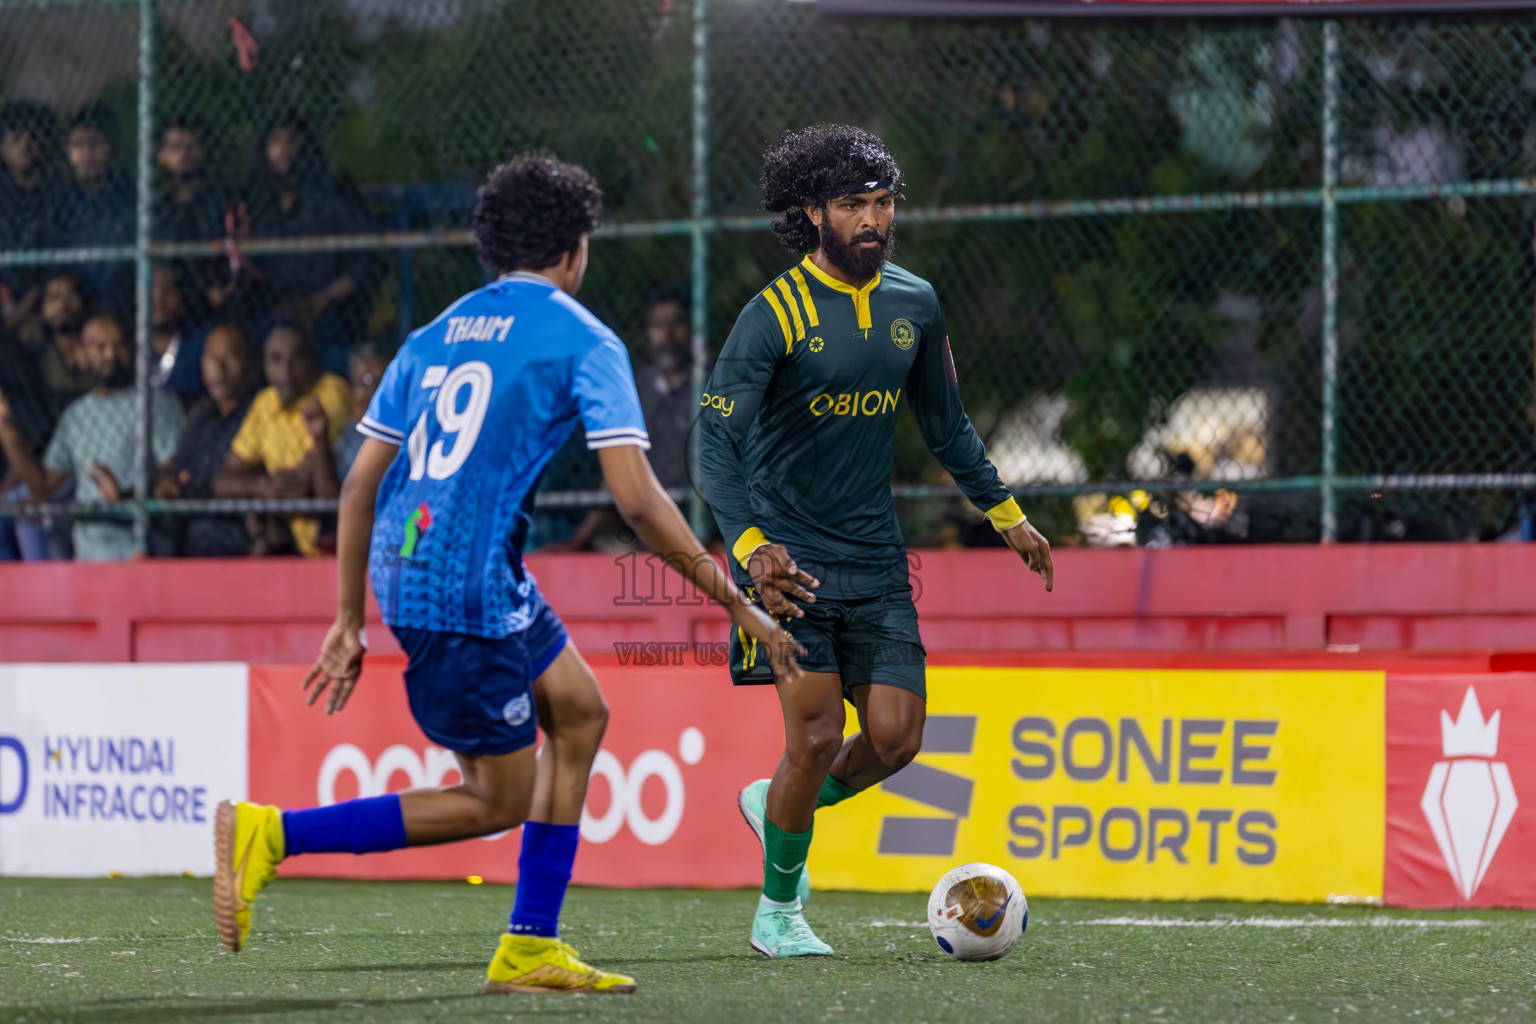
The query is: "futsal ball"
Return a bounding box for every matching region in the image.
[926,862,1028,962]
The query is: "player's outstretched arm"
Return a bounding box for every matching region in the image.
[598,444,804,683]
[303,436,396,714]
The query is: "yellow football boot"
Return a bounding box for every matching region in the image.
[212,800,284,952]
[483,933,637,995]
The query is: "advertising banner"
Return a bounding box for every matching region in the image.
[9,658,1533,904]
[1385,673,1536,909]
[248,660,785,886]
[0,664,249,876]
[810,668,1385,902]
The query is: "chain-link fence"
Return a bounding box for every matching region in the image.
[1,0,1533,559]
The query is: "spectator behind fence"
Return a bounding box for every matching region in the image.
[0,326,68,561]
[154,117,233,317]
[0,313,184,560]
[156,323,258,557]
[0,100,57,324]
[334,343,389,482]
[534,289,708,553]
[1,270,92,561]
[149,262,207,407]
[28,269,97,413]
[215,320,349,557]
[638,287,702,492]
[244,115,384,373]
[155,117,226,245]
[49,106,133,312]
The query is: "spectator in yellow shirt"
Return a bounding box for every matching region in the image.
[215,319,349,556]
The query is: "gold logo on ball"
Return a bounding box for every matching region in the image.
[944,875,1011,937]
[891,318,915,350]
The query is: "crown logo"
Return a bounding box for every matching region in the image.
[1421,685,1518,901]
[1440,687,1500,758]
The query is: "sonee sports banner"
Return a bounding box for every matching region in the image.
[811,0,1536,16]
[809,668,1386,903]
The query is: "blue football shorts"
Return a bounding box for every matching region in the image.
[390,600,569,758]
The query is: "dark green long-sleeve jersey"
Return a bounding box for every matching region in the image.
[698,255,1025,598]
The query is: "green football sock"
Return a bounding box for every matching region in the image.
[762,819,813,904]
[816,773,860,809]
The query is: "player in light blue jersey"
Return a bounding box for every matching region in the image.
[213,156,801,995]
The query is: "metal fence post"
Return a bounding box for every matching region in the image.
[687,0,710,539]
[1320,19,1341,542]
[132,0,155,555]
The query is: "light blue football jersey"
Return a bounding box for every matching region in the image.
[359,271,650,637]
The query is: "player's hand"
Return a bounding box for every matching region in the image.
[89,462,123,502]
[747,543,819,618]
[263,467,311,499]
[302,618,367,715]
[0,391,12,428]
[152,471,182,500]
[1002,520,1054,592]
[734,601,806,685]
[301,398,329,448]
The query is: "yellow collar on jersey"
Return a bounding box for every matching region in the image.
[799,255,882,330]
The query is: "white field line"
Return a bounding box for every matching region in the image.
[0,936,92,943]
[1068,916,1489,929]
[866,916,1493,930]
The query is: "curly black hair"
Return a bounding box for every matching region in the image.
[760,124,905,255]
[472,154,603,277]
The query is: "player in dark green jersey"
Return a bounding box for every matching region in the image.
[698,124,1054,957]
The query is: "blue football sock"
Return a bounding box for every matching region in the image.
[282,794,408,856]
[509,822,579,938]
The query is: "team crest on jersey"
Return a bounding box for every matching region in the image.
[809,335,825,353]
[891,318,915,350]
[502,692,532,727]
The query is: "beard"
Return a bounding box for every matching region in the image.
[48,310,88,334]
[819,220,895,281]
[97,361,135,390]
[655,344,693,374]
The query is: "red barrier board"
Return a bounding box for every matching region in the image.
[248,660,784,887]
[1385,674,1536,909]
[7,546,1536,664]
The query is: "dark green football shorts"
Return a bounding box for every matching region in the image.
[729,588,927,701]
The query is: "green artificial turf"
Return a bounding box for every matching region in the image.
[2,878,1533,1023]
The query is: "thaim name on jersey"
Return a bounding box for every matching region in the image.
[444,315,515,344]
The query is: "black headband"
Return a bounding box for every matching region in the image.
[822,178,895,201]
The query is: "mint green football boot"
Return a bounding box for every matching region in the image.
[737,779,811,905]
[750,897,834,958]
